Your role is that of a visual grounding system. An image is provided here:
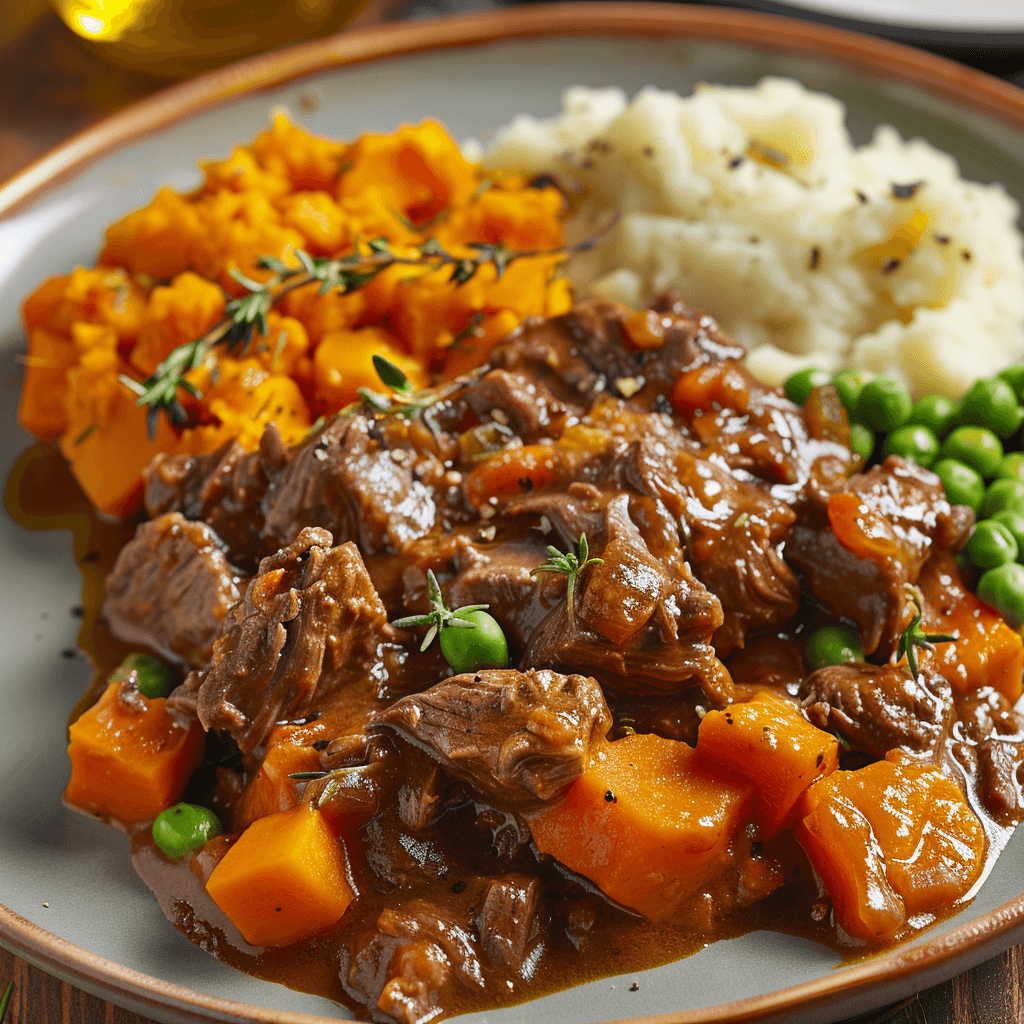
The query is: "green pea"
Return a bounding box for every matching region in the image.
[806,624,863,671]
[981,479,1024,519]
[933,458,985,513]
[784,368,830,406]
[940,426,1004,478]
[998,365,1024,404]
[849,422,875,463]
[882,424,939,467]
[991,510,1024,553]
[152,803,222,861]
[853,377,913,433]
[977,562,1024,625]
[965,521,1019,569]
[110,652,171,700]
[908,393,957,437]
[996,452,1024,483]
[830,369,866,412]
[958,377,1024,438]
[439,608,510,674]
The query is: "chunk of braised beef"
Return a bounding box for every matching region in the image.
[799,661,952,759]
[143,426,285,569]
[103,512,243,667]
[372,669,611,811]
[486,296,743,414]
[477,874,545,971]
[146,414,442,570]
[187,528,397,758]
[262,415,439,558]
[787,456,974,657]
[952,688,1024,823]
[457,367,570,445]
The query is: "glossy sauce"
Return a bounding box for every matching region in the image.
[6,440,1015,1019]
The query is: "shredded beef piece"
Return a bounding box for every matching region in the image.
[145,415,439,570]
[799,662,952,759]
[144,426,284,563]
[477,874,545,970]
[103,512,243,667]
[262,415,438,557]
[187,528,397,757]
[787,456,974,657]
[372,669,611,811]
[952,688,1024,823]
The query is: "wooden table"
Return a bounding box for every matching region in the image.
[2,9,1024,1024]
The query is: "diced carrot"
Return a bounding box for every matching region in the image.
[671,361,750,417]
[622,309,668,351]
[697,691,838,838]
[918,551,1024,704]
[206,804,355,947]
[827,492,904,565]
[796,757,985,941]
[464,444,560,507]
[312,326,425,413]
[65,682,205,822]
[60,386,179,519]
[18,328,77,438]
[232,736,323,832]
[528,733,754,921]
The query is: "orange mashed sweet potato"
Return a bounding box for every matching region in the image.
[18,115,571,517]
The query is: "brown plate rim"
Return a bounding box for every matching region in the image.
[3,3,1024,1021]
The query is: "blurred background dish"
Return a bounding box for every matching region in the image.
[47,0,394,77]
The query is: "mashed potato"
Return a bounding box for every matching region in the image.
[483,78,1024,399]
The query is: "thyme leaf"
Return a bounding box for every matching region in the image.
[0,982,12,1024]
[530,532,603,624]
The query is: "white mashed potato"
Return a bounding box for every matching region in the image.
[482,79,1024,399]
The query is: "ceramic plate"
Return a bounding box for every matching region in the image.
[4,5,1024,1022]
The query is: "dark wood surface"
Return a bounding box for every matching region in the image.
[2,8,1024,1024]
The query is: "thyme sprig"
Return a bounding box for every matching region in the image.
[120,231,604,438]
[897,584,956,679]
[391,569,486,652]
[531,533,603,624]
[0,981,12,1024]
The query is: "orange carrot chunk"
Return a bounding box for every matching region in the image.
[65,682,205,822]
[797,758,985,942]
[919,551,1024,704]
[697,691,838,838]
[528,733,753,921]
[464,444,560,507]
[232,735,323,832]
[206,804,355,947]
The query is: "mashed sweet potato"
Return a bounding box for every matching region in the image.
[19,115,571,516]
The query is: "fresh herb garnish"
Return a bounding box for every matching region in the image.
[356,354,436,418]
[120,229,607,437]
[0,981,12,1024]
[531,533,603,624]
[392,569,485,652]
[897,585,956,679]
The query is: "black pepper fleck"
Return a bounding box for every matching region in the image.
[451,880,467,894]
[809,246,820,271]
[728,155,744,169]
[641,145,654,158]
[856,190,868,204]
[61,648,76,659]
[81,552,100,563]
[891,181,923,199]
[882,258,901,274]
[935,234,950,245]
[70,605,84,618]
[604,790,617,803]
[962,250,973,262]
